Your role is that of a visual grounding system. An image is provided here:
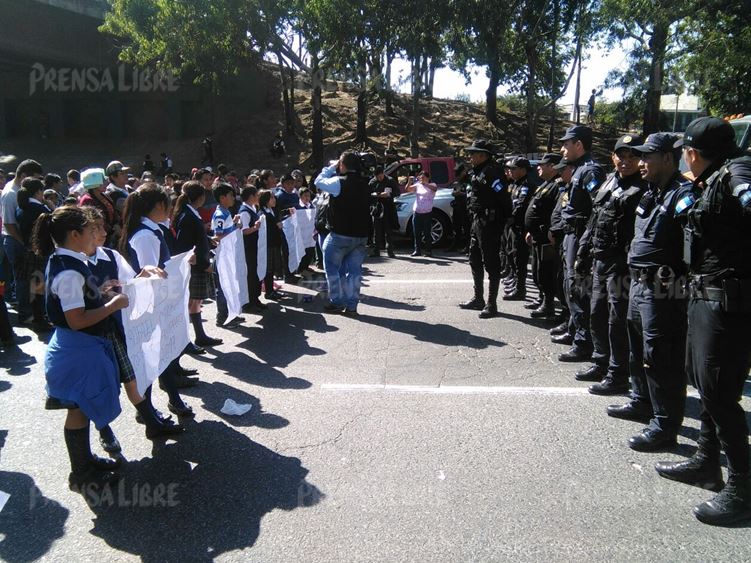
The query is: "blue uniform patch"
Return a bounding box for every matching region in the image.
[586,178,599,192]
[674,193,696,215]
[520,187,529,196]
[732,183,750,199]
[492,179,503,193]
[740,191,751,208]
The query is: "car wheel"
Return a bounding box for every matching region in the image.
[430,210,451,246]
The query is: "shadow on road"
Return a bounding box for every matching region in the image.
[88,420,323,562]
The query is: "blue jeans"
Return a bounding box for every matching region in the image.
[322,233,368,311]
[413,212,432,253]
[2,235,29,315]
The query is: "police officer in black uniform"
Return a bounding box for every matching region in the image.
[505,157,536,301]
[549,159,576,337]
[523,153,561,317]
[368,166,399,258]
[459,140,509,318]
[607,133,696,452]
[558,125,607,362]
[654,117,751,526]
[450,163,471,252]
[575,135,648,393]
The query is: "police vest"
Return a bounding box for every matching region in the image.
[561,154,606,227]
[328,174,371,237]
[591,172,647,257]
[685,155,751,280]
[468,161,506,215]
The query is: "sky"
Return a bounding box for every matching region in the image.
[390,41,631,107]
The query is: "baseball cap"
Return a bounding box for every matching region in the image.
[105,160,130,176]
[633,133,681,154]
[614,134,643,152]
[559,125,593,144]
[674,116,737,151]
[464,139,495,154]
[81,168,106,190]
[553,159,572,171]
[508,156,531,169]
[539,153,563,165]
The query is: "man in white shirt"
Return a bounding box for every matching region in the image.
[1,159,43,317]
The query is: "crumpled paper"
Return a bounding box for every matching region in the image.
[220,398,252,416]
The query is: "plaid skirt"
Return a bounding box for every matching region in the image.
[106,329,136,384]
[18,250,48,283]
[189,269,215,300]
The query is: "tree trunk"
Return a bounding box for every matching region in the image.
[426,60,437,99]
[385,48,395,116]
[310,53,324,172]
[276,52,293,135]
[356,49,368,144]
[573,33,583,124]
[525,43,538,153]
[547,0,560,151]
[410,56,423,158]
[643,21,669,135]
[486,63,500,125]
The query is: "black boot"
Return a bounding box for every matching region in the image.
[655,451,724,492]
[65,425,119,492]
[480,278,499,318]
[461,272,486,310]
[694,472,751,526]
[550,321,569,336]
[531,298,555,319]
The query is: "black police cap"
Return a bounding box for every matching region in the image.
[674,116,737,151]
[553,159,572,170]
[508,156,531,169]
[633,133,681,154]
[559,125,593,144]
[464,139,495,155]
[539,153,562,165]
[613,134,643,152]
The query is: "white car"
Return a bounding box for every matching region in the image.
[394,188,455,246]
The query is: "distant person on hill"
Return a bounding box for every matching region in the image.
[202,134,214,166]
[159,152,173,176]
[271,132,286,158]
[587,88,602,127]
[142,154,155,175]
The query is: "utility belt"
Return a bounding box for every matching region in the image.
[471,208,499,222]
[688,275,751,313]
[630,267,658,283]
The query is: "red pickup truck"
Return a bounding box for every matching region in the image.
[384,157,457,193]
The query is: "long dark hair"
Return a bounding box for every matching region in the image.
[17,178,44,210]
[172,180,205,223]
[32,205,90,256]
[119,182,169,255]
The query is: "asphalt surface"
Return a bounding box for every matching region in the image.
[1,247,750,562]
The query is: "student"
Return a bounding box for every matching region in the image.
[296,187,316,274]
[83,207,183,454]
[238,186,265,311]
[172,180,223,348]
[120,183,195,419]
[16,178,52,330]
[211,182,244,327]
[33,206,125,492]
[257,189,295,300]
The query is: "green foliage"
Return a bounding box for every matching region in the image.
[496,94,527,114]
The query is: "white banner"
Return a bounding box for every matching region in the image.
[257,214,267,282]
[297,207,317,249]
[121,250,192,396]
[215,228,248,323]
[282,212,306,273]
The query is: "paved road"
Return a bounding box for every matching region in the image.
[1,249,750,562]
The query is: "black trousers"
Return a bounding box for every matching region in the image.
[469,216,502,300]
[452,205,469,244]
[373,216,393,250]
[627,278,687,434]
[589,257,631,381]
[243,237,261,301]
[687,297,750,474]
[533,242,557,305]
[510,227,529,289]
[563,232,592,350]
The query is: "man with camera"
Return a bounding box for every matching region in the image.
[368,166,398,258]
[314,151,372,315]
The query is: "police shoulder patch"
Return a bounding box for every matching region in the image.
[585,178,600,192]
[674,193,696,216]
[492,179,503,192]
[732,183,750,198]
[520,187,529,196]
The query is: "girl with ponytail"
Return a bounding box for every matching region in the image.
[35,205,128,496]
[173,180,223,351]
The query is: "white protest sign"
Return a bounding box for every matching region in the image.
[297,207,317,249]
[121,250,192,396]
[282,212,306,273]
[257,214,267,281]
[215,228,248,323]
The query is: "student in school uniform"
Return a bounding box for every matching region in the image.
[33,205,125,492]
[296,187,317,274]
[238,186,265,311]
[119,183,195,419]
[257,189,295,300]
[83,207,184,454]
[16,178,53,331]
[172,180,223,348]
[210,182,244,327]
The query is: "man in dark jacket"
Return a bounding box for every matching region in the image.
[368,166,398,257]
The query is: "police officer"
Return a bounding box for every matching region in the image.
[607,133,696,452]
[655,117,751,526]
[500,157,516,283]
[575,135,648,393]
[368,166,398,258]
[524,153,562,317]
[558,125,607,362]
[459,140,509,318]
[450,163,471,252]
[505,157,536,301]
[549,159,576,338]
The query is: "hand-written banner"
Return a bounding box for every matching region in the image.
[257,214,267,282]
[297,208,317,249]
[121,250,192,396]
[215,228,248,324]
[282,212,306,273]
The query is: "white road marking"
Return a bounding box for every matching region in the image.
[321,383,702,398]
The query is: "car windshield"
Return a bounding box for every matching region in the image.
[731,121,749,149]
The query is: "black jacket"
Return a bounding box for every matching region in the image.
[173,208,211,271]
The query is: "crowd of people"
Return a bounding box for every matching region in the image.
[456,117,751,526]
[1,116,749,526]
